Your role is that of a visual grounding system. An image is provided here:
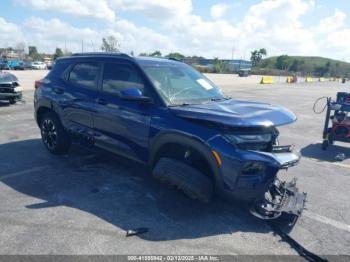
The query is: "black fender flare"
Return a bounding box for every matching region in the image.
[149,131,222,187]
[35,99,63,126]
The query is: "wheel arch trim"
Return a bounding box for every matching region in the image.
[35,99,62,126]
[149,131,222,185]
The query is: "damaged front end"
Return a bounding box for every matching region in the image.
[249,146,307,224]
[250,178,307,223]
[207,122,307,224]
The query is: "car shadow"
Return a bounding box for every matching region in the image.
[0,139,276,241]
[301,143,350,162]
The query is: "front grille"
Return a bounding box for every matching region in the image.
[0,83,14,93]
[0,88,14,93]
[0,83,12,88]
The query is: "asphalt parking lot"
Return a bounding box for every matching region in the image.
[0,70,350,256]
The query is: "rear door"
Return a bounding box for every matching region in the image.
[93,60,153,162]
[61,61,101,140]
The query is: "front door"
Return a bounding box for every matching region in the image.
[93,61,152,162]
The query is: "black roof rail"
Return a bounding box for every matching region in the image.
[71,52,132,59]
[167,57,183,62]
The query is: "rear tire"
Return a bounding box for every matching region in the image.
[153,157,213,203]
[9,99,16,104]
[40,111,71,154]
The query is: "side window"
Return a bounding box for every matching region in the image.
[68,62,99,89]
[102,63,144,95]
[47,61,71,81]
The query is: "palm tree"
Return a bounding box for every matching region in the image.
[250,48,267,67]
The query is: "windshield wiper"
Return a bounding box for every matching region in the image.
[210,97,231,102]
[169,102,192,107]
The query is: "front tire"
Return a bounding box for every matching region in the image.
[153,157,213,203]
[40,112,71,154]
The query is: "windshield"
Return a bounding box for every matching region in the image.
[141,63,225,105]
[0,73,18,83]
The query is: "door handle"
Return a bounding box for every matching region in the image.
[53,88,64,94]
[96,98,108,105]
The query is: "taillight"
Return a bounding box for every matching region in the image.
[34,79,44,89]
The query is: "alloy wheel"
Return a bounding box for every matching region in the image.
[41,119,57,150]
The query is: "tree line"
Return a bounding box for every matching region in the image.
[250,48,349,77]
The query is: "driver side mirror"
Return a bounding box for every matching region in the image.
[119,88,152,103]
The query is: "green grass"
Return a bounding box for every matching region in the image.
[257,56,350,77]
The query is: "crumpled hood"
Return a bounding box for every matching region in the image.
[169,99,296,127]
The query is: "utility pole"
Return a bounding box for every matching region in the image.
[231,46,235,72]
[231,46,235,61]
[64,40,67,54]
[91,40,95,52]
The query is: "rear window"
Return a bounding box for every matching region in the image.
[45,61,72,81]
[68,62,99,89]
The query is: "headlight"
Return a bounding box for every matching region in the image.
[223,133,272,144]
[14,86,23,92]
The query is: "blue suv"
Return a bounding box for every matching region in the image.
[34,53,306,222]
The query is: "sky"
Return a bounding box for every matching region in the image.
[1,0,350,61]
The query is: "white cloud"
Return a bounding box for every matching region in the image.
[318,9,346,33]
[108,19,175,54]
[317,10,350,60]
[0,15,175,55]
[165,0,318,58]
[210,3,229,19]
[0,17,24,46]
[16,0,115,22]
[18,0,192,23]
[238,0,318,57]
[23,17,101,52]
[110,0,192,22]
[169,15,240,57]
[3,0,350,61]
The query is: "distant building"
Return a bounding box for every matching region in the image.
[0,48,27,61]
[184,58,252,72]
[225,59,252,71]
[1,49,19,60]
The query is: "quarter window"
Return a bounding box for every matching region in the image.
[68,62,99,89]
[102,63,144,95]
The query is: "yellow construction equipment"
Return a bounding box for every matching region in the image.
[286,76,297,83]
[305,77,313,82]
[260,76,274,84]
[319,77,326,82]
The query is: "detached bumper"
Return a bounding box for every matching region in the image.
[250,178,306,221]
[248,147,306,220]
